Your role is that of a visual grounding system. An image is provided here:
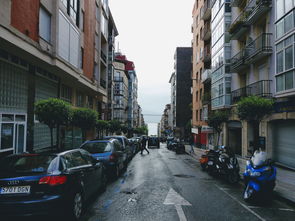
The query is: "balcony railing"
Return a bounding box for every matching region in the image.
[100,79,106,89]
[228,0,272,39]
[231,80,272,104]
[201,0,212,21]
[202,92,211,105]
[201,69,212,83]
[114,77,124,82]
[230,33,272,72]
[101,51,107,63]
[201,21,211,41]
[202,46,211,63]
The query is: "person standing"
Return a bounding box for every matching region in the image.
[189,135,195,154]
[141,136,150,154]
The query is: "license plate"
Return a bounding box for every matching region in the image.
[0,186,31,194]
[208,161,213,165]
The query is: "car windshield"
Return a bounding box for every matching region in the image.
[0,155,57,173]
[81,142,112,154]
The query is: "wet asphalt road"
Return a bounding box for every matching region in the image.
[80,144,295,221]
[8,144,295,221]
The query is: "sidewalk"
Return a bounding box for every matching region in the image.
[184,145,295,204]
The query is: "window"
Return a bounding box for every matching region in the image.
[200,89,202,100]
[200,109,203,121]
[277,51,284,73]
[196,110,198,121]
[286,71,294,89]
[87,96,93,109]
[39,7,51,42]
[285,46,293,70]
[285,13,294,33]
[285,0,293,13]
[80,10,84,31]
[62,0,80,26]
[76,91,84,107]
[61,84,72,103]
[276,0,284,20]
[196,91,198,101]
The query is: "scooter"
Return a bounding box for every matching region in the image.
[243,150,276,202]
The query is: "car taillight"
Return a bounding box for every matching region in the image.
[39,176,67,186]
[109,154,117,162]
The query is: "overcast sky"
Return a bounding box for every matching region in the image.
[109,0,195,124]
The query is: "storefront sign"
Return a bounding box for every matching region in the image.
[274,100,295,113]
[191,128,198,134]
[201,126,213,133]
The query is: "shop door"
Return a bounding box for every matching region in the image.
[15,123,26,153]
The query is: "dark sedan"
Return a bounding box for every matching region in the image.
[80,139,126,178]
[0,149,106,220]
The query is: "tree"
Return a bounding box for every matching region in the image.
[35,98,71,150]
[72,108,98,142]
[96,120,108,139]
[108,120,122,135]
[207,110,229,146]
[237,96,274,151]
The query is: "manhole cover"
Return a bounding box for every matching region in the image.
[173,174,195,178]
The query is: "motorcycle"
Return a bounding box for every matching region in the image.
[243,150,276,202]
[200,146,240,184]
[175,140,185,154]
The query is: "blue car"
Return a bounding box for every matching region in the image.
[0,149,106,220]
[80,139,127,178]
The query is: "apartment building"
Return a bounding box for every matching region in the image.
[115,53,139,128]
[0,0,117,155]
[192,0,214,147]
[113,59,129,123]
[159,104,172,137]
[169,47,192,138]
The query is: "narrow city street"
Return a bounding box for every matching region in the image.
[78,143,295,221]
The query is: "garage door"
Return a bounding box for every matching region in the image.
[273,120,295,169]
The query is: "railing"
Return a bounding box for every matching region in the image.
[114,77,124,82]
[230,33,272,70]
[100,79,106,89]
[229,0,272,35]
[231,80,272,104]
[201,0,212,20]
[201,21,211,41]
[101,51,107,63]
[202,92,211,104]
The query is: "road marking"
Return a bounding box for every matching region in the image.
[164,188,192,221]
[279,208,295,212]
[215,185,266,221]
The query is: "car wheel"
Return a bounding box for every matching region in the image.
[228,172,239,184]
[69,191,83,221]
[243,185,255,202]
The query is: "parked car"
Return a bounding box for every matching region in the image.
[80,139,127,178]
[0,149,106,220]
[104,136,134,161]
[148,136,160,149]
[128,137,141,153]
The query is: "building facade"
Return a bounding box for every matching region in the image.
[0,0,118,155]
[169,47,193,138]
[192,0,214,147]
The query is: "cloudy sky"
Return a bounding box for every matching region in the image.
[109,0,195,124]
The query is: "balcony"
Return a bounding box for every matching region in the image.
[100,79,106,89]
[201,69,212,83]
[201,21,211,42]
[231,80,272,104]
[202,92,211,105]
[201,0,212,21]
[202,46,211,64]
[101,51,107,64]
[230,33,272,72]
[229,0,272,39]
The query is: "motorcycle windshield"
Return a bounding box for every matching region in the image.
[251,150,267,167]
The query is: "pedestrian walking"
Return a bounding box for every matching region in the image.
[189,135,195,154]
[141,136,150,154]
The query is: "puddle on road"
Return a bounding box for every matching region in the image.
[120,190,137,195]
[173,174,195,178]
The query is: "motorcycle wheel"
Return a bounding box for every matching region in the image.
[227,172,239,184]
[243,185,255,202]
[201,163,207,170]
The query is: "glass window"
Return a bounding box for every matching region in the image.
[1,123,14,150]
[61,84,72,103]
[39,7,51,42]
[285,46,293,70]
[285,0,293,13]
[81,142,112,154]
[276,41,284,51]
[276,20,284,39]
[285,12,294,33]
[276,74,285,92]
[285,71,294,89]
[276,51,284,73]
[276,0,284,20]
